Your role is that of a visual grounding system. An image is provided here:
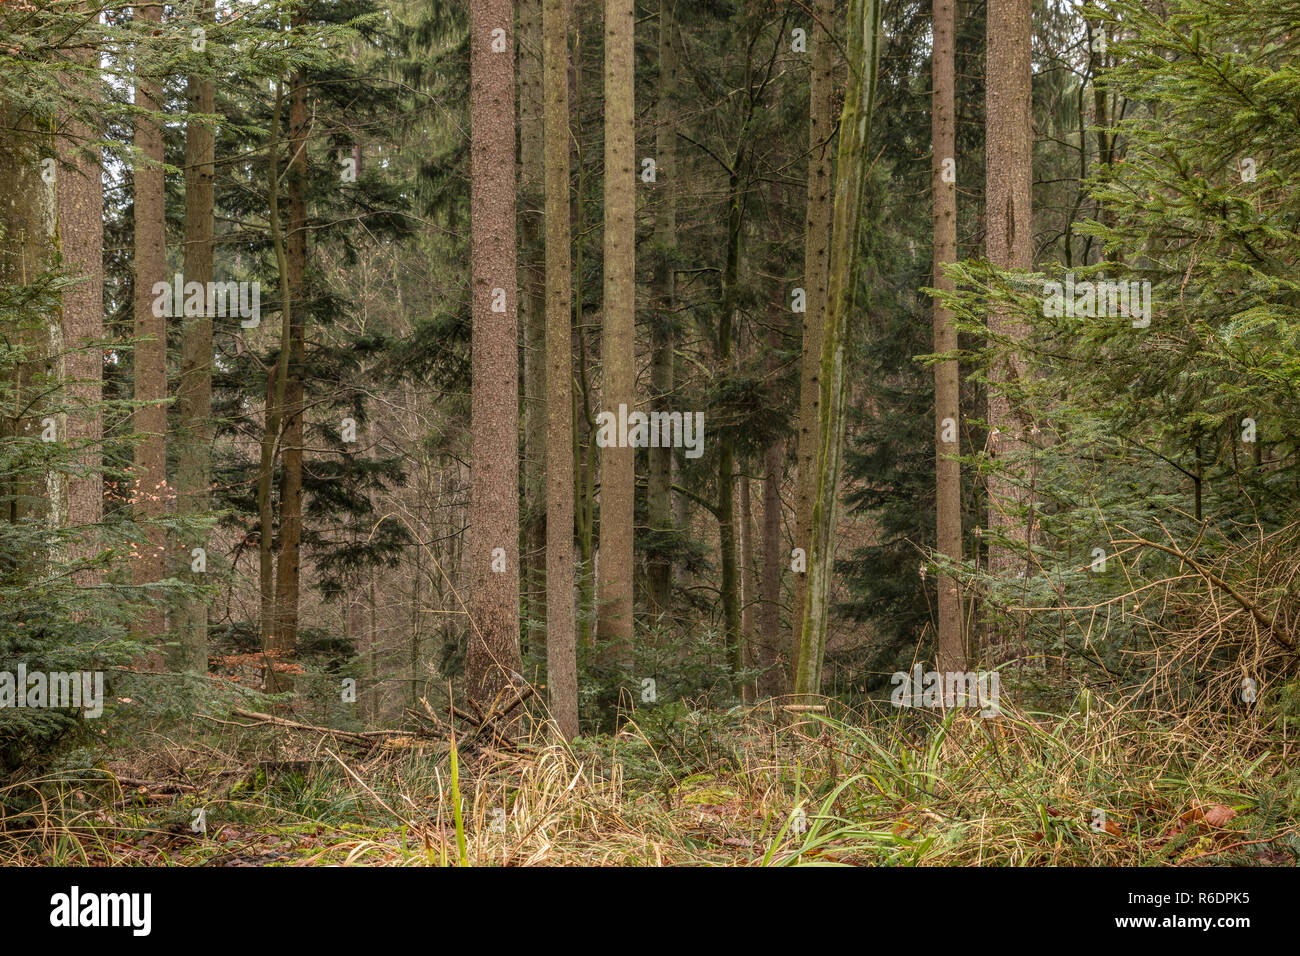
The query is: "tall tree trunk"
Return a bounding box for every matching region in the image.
[1,102,65,533]
[739,473,757,701]
[717,172,743,675]
[520,0,548,636]
[57,13,104,570]
[597,0,635,671]
[259,83,294,694]
[758,313,785,698]
[794,0,881,697]
[272,54,308,688]
[646,0,677,616]
[569,3,596,649]
[791,0,836,681]
[984,0,1034,659]
[932,0,964,675]
[132,0,168,644]
[466,0,524,702]
[544,0,578,738]
[175,0,214,674]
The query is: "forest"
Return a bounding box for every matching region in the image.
[0,0,1297,878]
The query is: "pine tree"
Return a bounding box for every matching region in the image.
[794,0,882,697]
[466,0,524,701]
[544,0,578,738]
[597,0,636,672]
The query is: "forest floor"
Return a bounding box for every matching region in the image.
[4,700,1298,866]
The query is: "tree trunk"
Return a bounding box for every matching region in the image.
[791,0,836,682]
[794,0,881,697]
[646,0,677,616]
[259,83,294,694]
[1,102,65,534]
[758,316,785,699]
[272,55,308,687]
[984,0,1034,659]
[717,172,743,675]
[466,0,524,702]
[132,0,168,644]
[597,0,635,671]
[544,0,578,738]
[520,0,548,636]
[932,0,965,675]
[739,473,757,702]
[175,0,215,674]
[57,18,104,571]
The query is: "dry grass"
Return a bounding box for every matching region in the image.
[1,686,1295,866]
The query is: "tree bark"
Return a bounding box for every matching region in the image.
[717,172,743,676]
[1,102,65,534]
[791,0,836,681]
[175,0,214,674]
[259,83,294,694]
[132,0,168,643]
[597,0,636,671]
[646,0,677,616]
[932,0,964,675]
[57,17,104,568]
[794,0,881,697]
[466,0,524,702]
[520,0,548,636]
[271,51,308,687]
[984,0,1034,658]
[544,0,578,738]
[740,473,757,702]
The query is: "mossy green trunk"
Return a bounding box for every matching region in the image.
[794,0,882,698]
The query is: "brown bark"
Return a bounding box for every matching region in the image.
[932,0,964,674]
[175,0,214,673]
[271,56,308,689]
[791,0,836,680]
[258,83,294,694]
[544,0,578,738]
[597,0,635,670]
[520,0,548,634]
[1,102,64,534]
[984,0,1034,656]
[739,474,757,702]
[57,30,104,557]
[132,0,168,643]
[646,0,677,616]
[466,0,524,702]
[758,301,785,698]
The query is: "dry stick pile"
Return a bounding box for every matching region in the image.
[206,682,539,760]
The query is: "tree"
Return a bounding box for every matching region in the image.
[175,0,215,674]
[597,0,635,671]
[794,0,881,697]
[520,0,547,634]
[645,0,677,615]
[466,0,524,701]
[984,0,1034,650]
[270,42,309,690]
[56,4,104,567]
[791,0,836,678]
[258,79,294,693]
[932,0,964,674]
[544,0,578,738]
[131,0,168,643]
